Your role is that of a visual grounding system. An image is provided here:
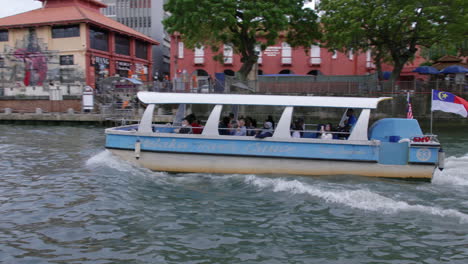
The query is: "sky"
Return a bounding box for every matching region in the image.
[0,0,43,18]
[0,0,316,19]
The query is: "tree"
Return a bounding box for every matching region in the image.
[163,0,320,80]
[319,0,467,81]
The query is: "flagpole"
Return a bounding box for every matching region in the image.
[430,89,433,135]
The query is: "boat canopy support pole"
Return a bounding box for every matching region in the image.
[202,104,223,136]
[138,104,155,133]
[348,109,370,141]
[273,106,293,138]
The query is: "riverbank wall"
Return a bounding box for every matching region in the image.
[1,93,467,127]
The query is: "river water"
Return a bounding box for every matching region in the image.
[1,124,467,264]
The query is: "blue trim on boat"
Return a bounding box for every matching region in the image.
[105,146,381,163]
[105,134,379,162]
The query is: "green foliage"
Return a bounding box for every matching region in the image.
[319,0,467,80]
[163,0,320,80]
[421,44,459,62]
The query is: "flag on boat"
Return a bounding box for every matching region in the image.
[431,90,468,117]
[406,92,413,119]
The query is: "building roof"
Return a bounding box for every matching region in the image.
[436,55,462,63]
[137,92,392,109]
[432,55,466,70]
[0,2,159,45]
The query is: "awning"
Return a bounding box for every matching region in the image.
[124,78,143,85]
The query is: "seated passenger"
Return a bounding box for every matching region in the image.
[320,123,333,140]
[291,120,304,138]
[255,121,273,139]
[245,117,256,136]
[178,118,192,134]
[234,118,247,136]
[191,119,203,134]
[339,109,356,132]
[266,115,275,129]
[218,116,231,135]
[185,113,204,134]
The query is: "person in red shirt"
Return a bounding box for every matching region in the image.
[186,113,203,134]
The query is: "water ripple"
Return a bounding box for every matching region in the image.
[1,125,468,264]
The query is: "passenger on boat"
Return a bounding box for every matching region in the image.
[255,121,273,139]
[266,115,276,129]
[219,116,231,135]
[228,112,237,126]
[320,123,333,140]
[245,117,256,136]
[345,109,357,127]
[234,118,247,136]
[338,109,357,138]
[291,120,303,138]
[178,118,192,134]
[186,114,203,134]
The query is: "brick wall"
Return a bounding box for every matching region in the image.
[0,99,82,113]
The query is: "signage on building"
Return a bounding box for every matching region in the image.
[91,56,109,67]
[116,61,131,71]
[264,46,281,57]
[60,55,74,65]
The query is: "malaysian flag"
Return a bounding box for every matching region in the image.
[407,92,413,119]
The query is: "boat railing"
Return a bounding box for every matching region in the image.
[150,124,350,139]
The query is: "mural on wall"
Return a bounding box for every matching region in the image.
[0,28,85,88]
[14,29,48,86]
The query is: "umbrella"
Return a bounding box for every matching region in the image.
[413,66,440,74]
[440,65,468,74]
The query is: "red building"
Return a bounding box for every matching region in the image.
[170,35,426,82]
[0,0,159,90]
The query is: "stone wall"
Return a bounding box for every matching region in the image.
[0,99,82,113]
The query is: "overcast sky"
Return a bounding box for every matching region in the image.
[0,0,316,19]
[0,0,42,18]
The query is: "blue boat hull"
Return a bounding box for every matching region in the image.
[105,133,438,180]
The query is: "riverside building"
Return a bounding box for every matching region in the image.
[0,0,158,98]
[170,36,426,91]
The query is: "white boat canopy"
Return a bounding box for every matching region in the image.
[138,92,391,109]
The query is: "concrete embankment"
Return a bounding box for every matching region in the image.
[1,93,467,127]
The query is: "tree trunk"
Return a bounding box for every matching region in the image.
[238,57,256,81]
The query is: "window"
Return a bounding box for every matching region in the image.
[115,34,130,55]
[310,45,321,65]
[90,27,109,51]
[255,45,262,64]
[366,50,375,68]
[52,25,80,38]
[178,42,184,58]
[332,50,338,59]
[348,49,354,60]
[194,46,204,64]
[281,42,292,64]
[135,40,148,59]
[0,30,8,42]
[223,44,233,64]
[60,55,74,65]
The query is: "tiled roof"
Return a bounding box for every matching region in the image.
[436,55,462,63]
[0,6,159,45]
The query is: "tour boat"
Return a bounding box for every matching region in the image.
[105,92,444,181]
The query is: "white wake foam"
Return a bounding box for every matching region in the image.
[86,150,136,172]
[86,150,166,178]
[432,154,468,186]
[245,176,468,223]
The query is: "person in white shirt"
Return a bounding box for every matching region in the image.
[320,123,333,140]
